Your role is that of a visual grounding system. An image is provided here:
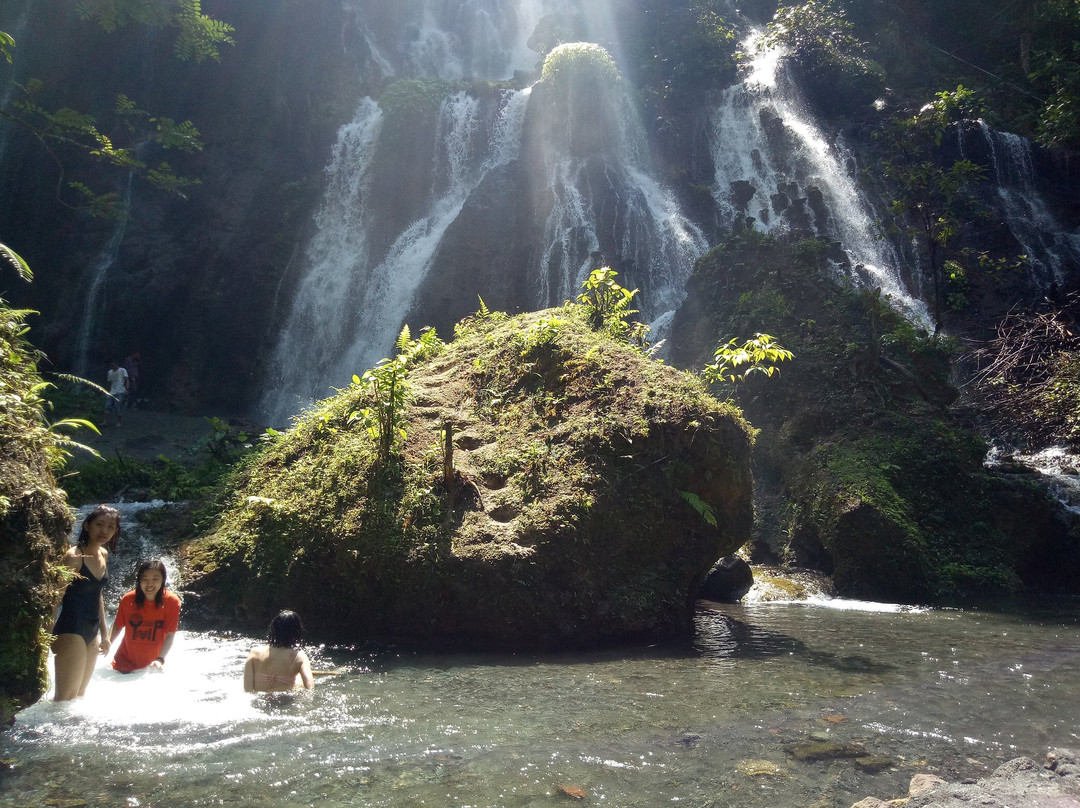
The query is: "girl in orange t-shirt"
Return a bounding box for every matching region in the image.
[109,559,181,673]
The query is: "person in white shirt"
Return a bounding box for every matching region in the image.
[104,360,129,427]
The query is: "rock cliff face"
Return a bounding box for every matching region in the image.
[182,309,754,648]
[669,235,1080,603]
[0,302,73,722]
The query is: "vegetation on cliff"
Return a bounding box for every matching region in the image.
[183,304,755,648]
[0,250,74,723]
[672,230,1080,603]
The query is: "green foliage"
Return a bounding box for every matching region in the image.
[347,326,445,463]
[74,0,234,62]
[0,247,80,716]
[623,0,736,117]
[764,0,863,60]
[0,2,221,218]
[875,87,990,329]
[378,79,456,120]
[541,42,622,88]
[6,84,204,216]
[574,267,655,351]
[702,333,794,387]
[1033,41,1080,148]
[349,359,409,463]
[0,30,14,63]
[679,490,717,526]
[576,267,637,326]
[0,242,32,282]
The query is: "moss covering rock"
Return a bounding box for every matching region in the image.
[670,231,1080,603]
[0,300,73,724]
[183,307,754,648]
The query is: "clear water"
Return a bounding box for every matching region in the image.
[4,595,1078,807]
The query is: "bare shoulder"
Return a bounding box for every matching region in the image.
[62,545,83,570]
[246,646,269,663]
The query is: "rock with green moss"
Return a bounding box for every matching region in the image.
[0,302,73,724]
[183,308,754,648]
[670,232,1080,604]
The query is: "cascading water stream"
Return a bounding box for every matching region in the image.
[261,87,531,424]
[260,2,707,425]
[533,45,708,319]
[964,121,1080,287]
[73,173,134,377]
[710,32,929,323]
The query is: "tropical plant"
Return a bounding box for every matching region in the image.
[680,490,717,526]
[575,267,655,350]
[702,333,794,386]
[73,0,234,62]
[875,87,989,331]
[0,243,100,467]
[0,0,230,218]
[763,0,863,60]
[347,326,444,463]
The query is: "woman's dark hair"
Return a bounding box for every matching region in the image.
[267,610,304,648]
[76,505,121,553]
[134,558,168,607]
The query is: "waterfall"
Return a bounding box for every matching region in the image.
[710,32,929,323]
[260,3,706,425]
[73,174,134,377]
[967,121,1080,288]
[0,6,30,167]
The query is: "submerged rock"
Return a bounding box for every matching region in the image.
[786,741,868,762]
[182,309,754,648]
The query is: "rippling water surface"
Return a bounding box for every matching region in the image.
[3,595,1078,808]
[3,504,1079,807]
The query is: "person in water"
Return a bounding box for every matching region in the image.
[243,610,314,693]
[109,558,181,673]
[51,505,120,701]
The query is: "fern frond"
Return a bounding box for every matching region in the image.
[0,242,33,282]
[395,325,412,354]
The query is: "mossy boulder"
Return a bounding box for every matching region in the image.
[182,308,754,648]
[670,232,1080,603]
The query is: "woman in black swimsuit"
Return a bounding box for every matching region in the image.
[52,505,120,701]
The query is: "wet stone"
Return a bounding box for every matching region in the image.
[853,756,894,773]
[786,741,868,761]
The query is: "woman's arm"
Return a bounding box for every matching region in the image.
[243,653,256,692]
[150,632,176,669]
[298,651,314,690]
[97,593,110,655]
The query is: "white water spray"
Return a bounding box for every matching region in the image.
[967,121,1080,287]
[711,33,929,323]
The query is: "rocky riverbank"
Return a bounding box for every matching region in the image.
[850,748,1080,808]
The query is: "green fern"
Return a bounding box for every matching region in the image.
[0,243,32,283]
[680,490,717,527]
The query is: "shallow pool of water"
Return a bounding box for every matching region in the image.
[3,596,1078,808]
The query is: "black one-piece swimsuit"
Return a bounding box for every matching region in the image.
[53,560,108,643]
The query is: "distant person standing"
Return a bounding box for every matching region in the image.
[122,352,142,409]
[104,360,129,427]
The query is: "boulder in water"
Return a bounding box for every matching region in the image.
[699,555,754,602]
[182,308,755,649]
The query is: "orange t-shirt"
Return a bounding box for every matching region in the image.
[111,590,181,672]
